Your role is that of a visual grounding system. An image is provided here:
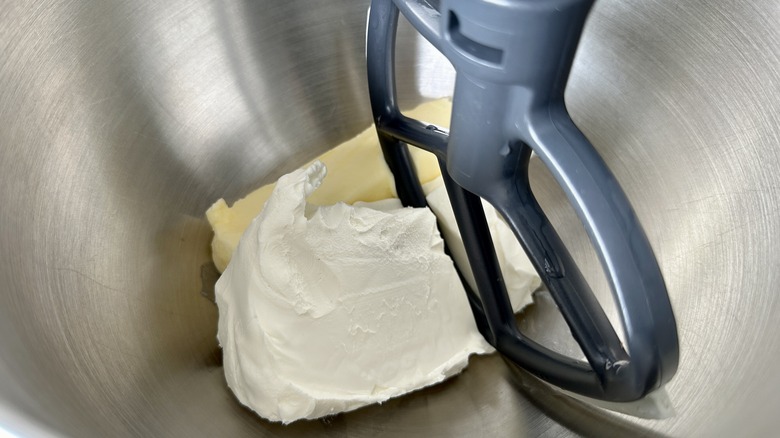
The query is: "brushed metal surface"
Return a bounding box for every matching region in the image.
[1,0,779,436]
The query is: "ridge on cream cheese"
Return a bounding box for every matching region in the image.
[216,161,498,423]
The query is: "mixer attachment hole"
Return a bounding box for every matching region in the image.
[447,12,503,65]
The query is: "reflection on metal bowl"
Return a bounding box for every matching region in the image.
[1,0,779,436]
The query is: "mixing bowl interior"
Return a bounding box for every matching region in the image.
[2,0,780,436]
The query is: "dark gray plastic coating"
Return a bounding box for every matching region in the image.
[366,0,679,402]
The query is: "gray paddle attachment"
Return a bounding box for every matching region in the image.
[366,0,679,402]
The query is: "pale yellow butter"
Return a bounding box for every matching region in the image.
[206,99,452,272]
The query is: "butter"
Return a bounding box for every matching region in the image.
[206,99,451,272]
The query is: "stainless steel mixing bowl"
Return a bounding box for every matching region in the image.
[2,0,779,436]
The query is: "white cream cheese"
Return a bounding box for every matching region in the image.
[216,161,497,423]
[423,178,540,311]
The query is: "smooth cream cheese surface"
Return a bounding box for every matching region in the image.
[216,161,494,423]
